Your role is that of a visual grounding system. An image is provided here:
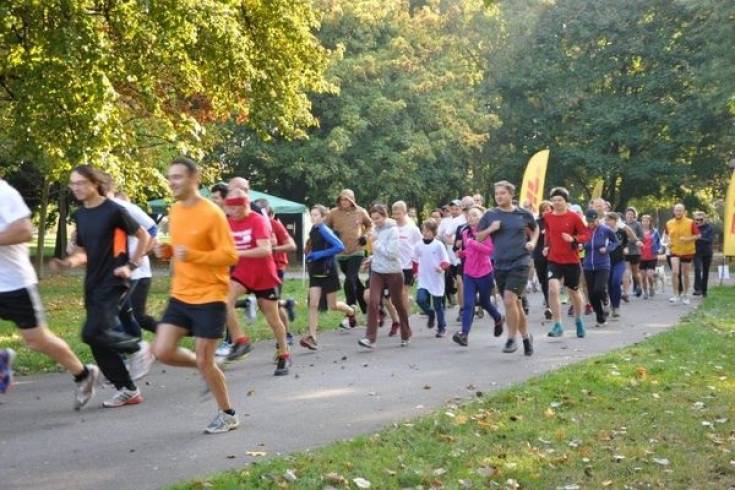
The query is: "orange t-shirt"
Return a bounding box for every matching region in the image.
[169,198,238,304]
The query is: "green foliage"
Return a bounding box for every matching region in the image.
[0,0,332,199]
[218,0,500,210]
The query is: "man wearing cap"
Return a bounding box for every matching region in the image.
[543,187,590,338]
[325,189,373,316]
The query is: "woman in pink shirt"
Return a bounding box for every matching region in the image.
[452,207,504,347]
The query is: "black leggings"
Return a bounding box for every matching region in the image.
[534,258,549,306]
[584,269,610,324]
[338,255,367,313]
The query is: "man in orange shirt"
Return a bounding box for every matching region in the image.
[665,203,700,305]
[152,157,240,434]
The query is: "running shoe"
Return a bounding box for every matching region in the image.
[547,322,564,337]
[692,290,702,297]
[426,315,436,330]
[204,410,239,434]
[669,296,681,305]
[575,318,586,338]
[456,308,463,323]
[682,295,691,305]
[226,339,253,361]
[348,312,358,328]
[635,287,643,298]
[358,338,374,349]
[0,348,16,394]
[595,321,608,328]
[611,308,620,319]
[74,364,100,410]
[388,322,400,337]
[475,307,484,319]
[494,316,504,337]
[502,338,518,353]
[215,341,233,358]
[523,335,534,356]
[584,304,593,316]
[452,332,468,347]
[643,292,649,300]
[435,327,446,338]
[544,308,553,320]
[339,317,352,331]
[283,299,296,321]
[400,339,410,347]
[299,335,318,351]
[622,294,630,304]
[274,355,291,376]
[103,388,143,408]
[129,340,155,381]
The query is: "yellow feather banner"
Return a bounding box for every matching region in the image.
[519,149,550,214]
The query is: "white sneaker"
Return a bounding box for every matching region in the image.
[669,296,681,305]
[205,410,239,434]
[245,294,257,322]
[215,341,232,357]
[358,338,374,349]
[103,388,143,408]
[682,295,690,305]
[128,341,155,381]
[74,364,100,410]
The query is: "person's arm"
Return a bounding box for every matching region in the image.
[181,215,238,266]
[624,225,637,242]
[238,238,272,258]
[475,213,500,241]
[700,225,713,244]
[466,234,493,255]
[361,209,373,236]
[605,227,619,253]
[308,224,345,261]
[437,242,450,271]
[0,217,32,246]
[681,222,701,242]
[574,215,590,244]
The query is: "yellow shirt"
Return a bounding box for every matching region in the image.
[666,217,698,257]
[169,198,238,304]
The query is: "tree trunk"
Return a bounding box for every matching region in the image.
[54,186,68,259]
[35,178,51,277]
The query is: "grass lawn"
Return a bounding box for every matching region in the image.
[0,274,346,375]
[171,287,735,489]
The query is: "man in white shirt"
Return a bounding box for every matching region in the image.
[0,178,100,407]
[391,201,422,336]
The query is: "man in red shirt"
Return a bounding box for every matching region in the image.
[253,198,297,346]
[225,189,291,376]
[543,187,589,338]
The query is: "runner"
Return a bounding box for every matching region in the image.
[639,214,662,299]
[475,181,538,356]
[430,208,443,221]
[533,200,553,320]
[151,157,240,434]
[605,212,628,319]
[210,183,229,209]
[543,187,589,338]
[302,205,356,350]
[581,209,619,328]
[0,177,100,405]
[51,164,150,408]
[452,206,504,347]
[623,207,645,299]
[358,204,412,349]
[438,199,466,311]
[104,177,157,381]
[325,189,372,316]
[225,189,291,375]
[253,198,297,344]
[413,220,449,335]
[665,203,699,305]
[391,200,422,337]
[693,212,713,298]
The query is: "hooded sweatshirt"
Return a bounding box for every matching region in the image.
[324,189,373,256]
[370,218,401,274]
[582,224,619,271]
[459,226,495,278]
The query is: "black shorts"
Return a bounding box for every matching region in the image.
[625,255,641,265]
[0,286,45,329]
[495,266,528,297]
[309,274,340,294]
[640,260,657,270]
[402,269,415,287]
[548,262,581,290]
[160,298,227,339]
[231,277,281,301]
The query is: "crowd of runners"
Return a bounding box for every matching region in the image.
[0,157,713,434]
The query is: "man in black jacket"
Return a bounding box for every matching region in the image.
[693,212,714,297]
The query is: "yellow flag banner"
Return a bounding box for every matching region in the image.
[591,179,604,200]
[724,170,735,256]
[519,149,550,214]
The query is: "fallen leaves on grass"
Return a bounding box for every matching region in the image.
[246,451,267,457]
[352,477,371,488]
[324,472,348,485]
